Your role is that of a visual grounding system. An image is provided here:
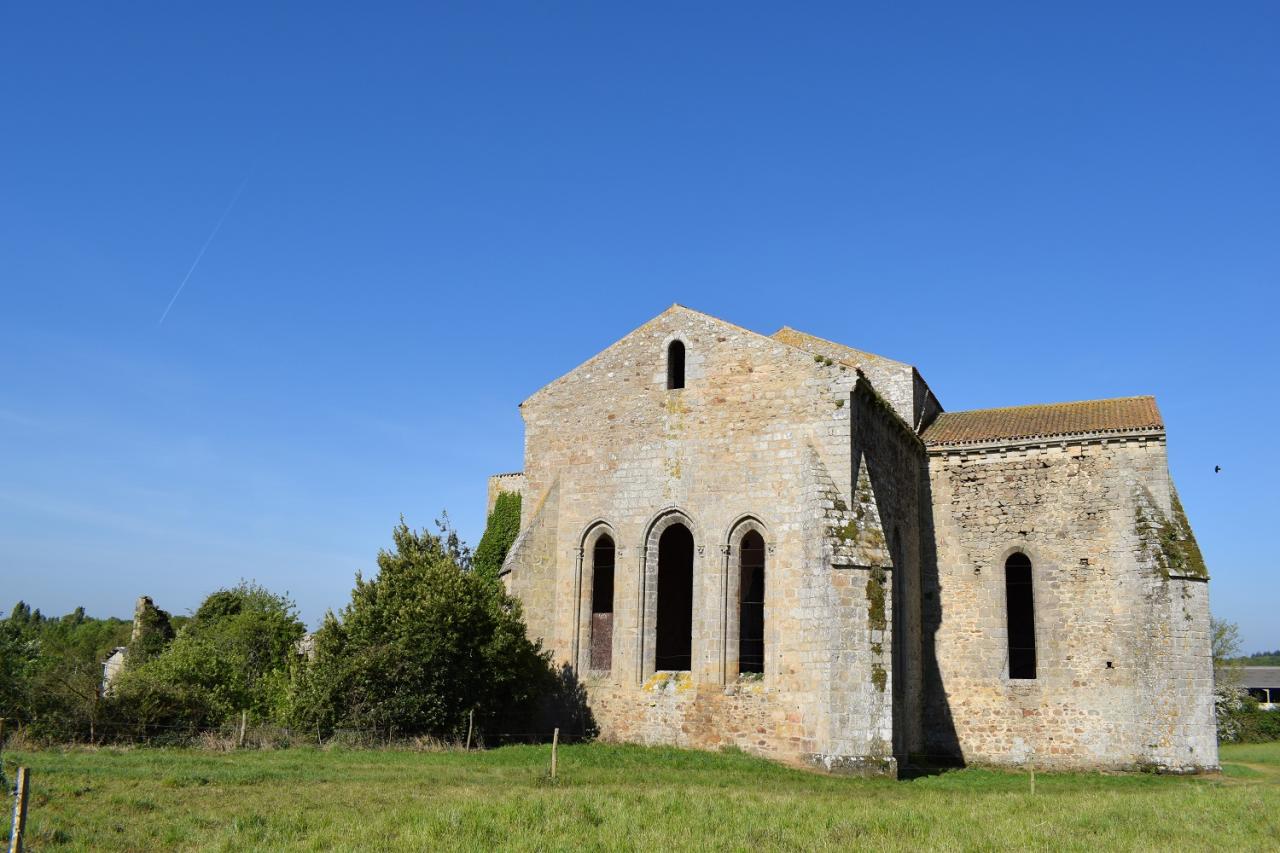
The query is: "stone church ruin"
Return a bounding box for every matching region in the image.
[489,305,1216,774]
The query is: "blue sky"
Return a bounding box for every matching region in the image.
[2,3,1276,650]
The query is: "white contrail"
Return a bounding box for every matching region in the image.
[158,177,250,326]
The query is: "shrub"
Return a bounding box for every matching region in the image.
[287,518,553,740]
[107,582,305,737]
[1216,688,1280,743]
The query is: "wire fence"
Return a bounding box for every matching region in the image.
[0,716,588,752]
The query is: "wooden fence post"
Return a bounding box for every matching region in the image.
[8,767,30,853]
[550,728,559,779]
[238,710,247,748]
[465,709,474,751]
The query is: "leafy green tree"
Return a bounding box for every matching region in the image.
[473,492,522,581]
[1212,616,1243,689]
[110,583,305,734]
[288,517,552,739]
[0,615,38,725]
[1235,650,1280,666]
[0,604,131,740]
[27,613,131,740]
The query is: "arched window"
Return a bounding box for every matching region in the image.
[667,340,685,390]
[589,535,615,671]
[655,523,694,670]
[738,530,765,674]
[1005,553,1036,679]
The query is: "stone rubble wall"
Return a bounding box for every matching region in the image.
[501,478,559,650]
[494,305,1216,775]
[506,307,917,769]
[486,472,526,517]
[925,436,1217,771]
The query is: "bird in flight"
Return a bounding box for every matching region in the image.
[1214,465,1222,474]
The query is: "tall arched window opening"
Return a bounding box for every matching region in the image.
[667,340,686,390]
[738,530,765,674]
[1005,553,1036,679]
[655,523,694,670]
[589,535,615,671]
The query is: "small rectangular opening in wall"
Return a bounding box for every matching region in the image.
[655,524,694,671]
[590,536,615,671]
[739,531,766,674]
[1005,553,1036,679]
[667,341,685,390]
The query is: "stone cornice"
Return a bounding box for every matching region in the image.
[925,427,1165,456]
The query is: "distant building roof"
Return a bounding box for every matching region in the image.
[922,396,1162,448]
[1242,666,1280,690]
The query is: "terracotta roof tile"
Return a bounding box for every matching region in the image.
[921,396,1162,447]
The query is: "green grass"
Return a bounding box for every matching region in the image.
[2,742,1278,850]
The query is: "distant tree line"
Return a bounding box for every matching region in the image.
[1230,650,1280,667]
[0,499,576,746]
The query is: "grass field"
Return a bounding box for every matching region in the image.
[3,742,1278,850]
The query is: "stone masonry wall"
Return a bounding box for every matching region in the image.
[925,436,1217,771]
[507,306,908,770]
[847,381,929,760]
[486,472,526,517]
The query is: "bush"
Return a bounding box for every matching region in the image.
[287,518,553,740]
[0,602,132,742]
[1216,687,1280,743]
[107,583,305,737]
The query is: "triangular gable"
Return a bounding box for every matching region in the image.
[520,304,831,408]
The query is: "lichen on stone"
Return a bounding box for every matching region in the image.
[1134,486,1208,580]
[835,519,860,542]
[866,565,887,633]
[871,662,887,692]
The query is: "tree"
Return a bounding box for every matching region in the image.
[28,613,131,741]
[1212,615,1243,689]
[288,517,552,739]
[0,605,131,741]
[0,616,37,725]
[1211,615,1252,743]
[473,492,521,581]
[109,583,305,735]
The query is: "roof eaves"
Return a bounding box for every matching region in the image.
[923,425,1166,451]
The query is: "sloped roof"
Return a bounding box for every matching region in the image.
[771,327,909,372]
[1243,667,1280,690]
[921,396,1162,447]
